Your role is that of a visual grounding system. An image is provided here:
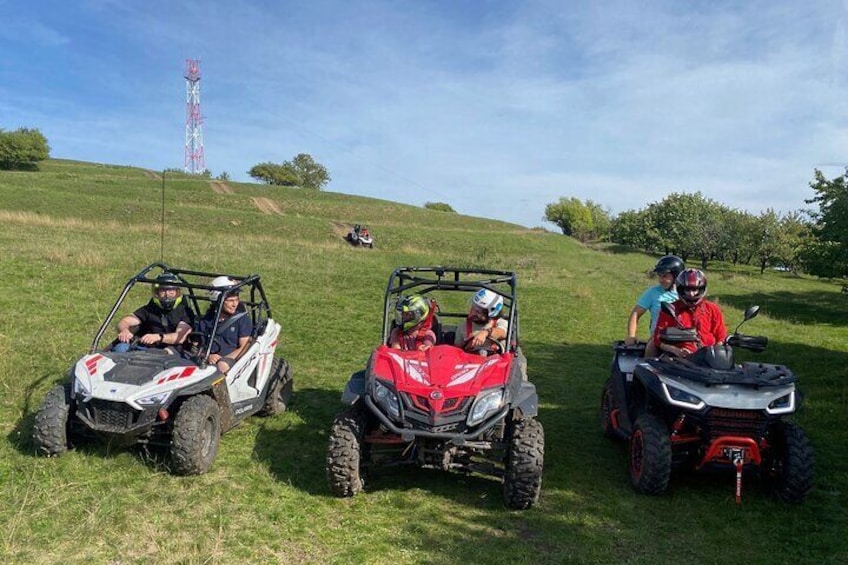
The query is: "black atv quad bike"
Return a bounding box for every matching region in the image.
[601,305,813,503]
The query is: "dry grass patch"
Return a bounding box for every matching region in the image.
[251,197,283,215]
[210,181,234,194]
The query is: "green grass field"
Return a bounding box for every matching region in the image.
[1,159,846,564]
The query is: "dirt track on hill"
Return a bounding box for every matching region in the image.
[252,197,282,215]
[210,181,233,194]
[142,170,162,181]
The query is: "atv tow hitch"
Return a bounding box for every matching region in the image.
[732,449,745,505]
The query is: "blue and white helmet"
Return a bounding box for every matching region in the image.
[472,289,503,318]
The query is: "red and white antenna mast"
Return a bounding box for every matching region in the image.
[184,58,205,174]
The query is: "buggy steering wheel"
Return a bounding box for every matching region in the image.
[463,336,504,355]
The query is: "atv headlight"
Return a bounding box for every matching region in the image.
[373,380,400,420]
[136,391,173,406]
[766,392,795,415]
[662,383,705,410]
[467,389,504,427]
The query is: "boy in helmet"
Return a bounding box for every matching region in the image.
[195,276,253,374]
[652,268,726,358]
[625,255,684,357]
[388,294,436,351]
[454,289,508,355]
[113,272,194,352]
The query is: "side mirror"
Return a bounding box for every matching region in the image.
[743,305,760,321]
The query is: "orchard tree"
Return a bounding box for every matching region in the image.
[802,169,848,278]
[0,127,50,170]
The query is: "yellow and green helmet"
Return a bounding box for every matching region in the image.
[395,294,430,331]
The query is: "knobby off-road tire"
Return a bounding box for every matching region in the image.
[768,421,814,503]
[260,358,293,416]
[170,395,221,475]
[33,383,73,457]
[503,418,545,510]
[600,378,619,440]
[326,406,366,497]
[629,412,672,495]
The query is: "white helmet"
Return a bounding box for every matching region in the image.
[472,289,503,318]
[209,276,237,301]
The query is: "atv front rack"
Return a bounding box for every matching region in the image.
[647,357,797,387]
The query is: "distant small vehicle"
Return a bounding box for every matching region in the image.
[346,224,374,248]
[32,263,293,475]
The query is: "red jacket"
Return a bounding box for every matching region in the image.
[653,299,726,353]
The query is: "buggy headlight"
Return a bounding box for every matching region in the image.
[373,380,400,420]
[662,383,705,410]
[467,389,504,427]
[766,392,795,415]
[136,391,172,406]
[73,377,91,400]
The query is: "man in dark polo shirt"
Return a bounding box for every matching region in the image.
[195,276,253,374]
[113,272,194,352]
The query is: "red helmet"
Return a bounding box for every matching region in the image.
[675,269,707,306]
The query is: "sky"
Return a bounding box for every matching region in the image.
[2,0,848,228]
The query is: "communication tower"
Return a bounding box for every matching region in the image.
[184,58,205,174]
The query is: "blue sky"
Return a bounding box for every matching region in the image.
[2,0,848,228]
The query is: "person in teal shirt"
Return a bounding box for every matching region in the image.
[625,255,684,356]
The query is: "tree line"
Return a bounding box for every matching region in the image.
[545,171,848,280]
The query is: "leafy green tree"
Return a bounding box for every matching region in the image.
[776,212,812,274]
[544,197,593,241]
[0,127,50,170]
[719,209,758,265]
[287,153,330,190]
[424,202,456,213]
[248,153,330,190]
[753,209,784,274]
[586,200,612,241]
[802,169,848,278]
[248,162,299,186]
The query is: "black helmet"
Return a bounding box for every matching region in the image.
[675,268,707,307]
[153,272,181,311]
[653,255,685,278]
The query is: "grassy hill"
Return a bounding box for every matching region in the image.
[1,159,846,564]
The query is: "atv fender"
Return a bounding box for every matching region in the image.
[341,370,366,405]
[633,363,666,408]
[510,382,539,418]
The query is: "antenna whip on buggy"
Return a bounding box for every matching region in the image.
[160,169,166,262]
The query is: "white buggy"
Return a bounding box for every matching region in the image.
[32,263,293,475]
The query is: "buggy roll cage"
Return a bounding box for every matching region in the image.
[91,262,273,363]
[382,266,520,353]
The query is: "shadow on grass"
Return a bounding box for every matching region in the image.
[720,290,848,327]
[7,372,56,453]
[252,386,510,505]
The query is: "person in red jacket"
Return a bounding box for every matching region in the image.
[652,268,726,358]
